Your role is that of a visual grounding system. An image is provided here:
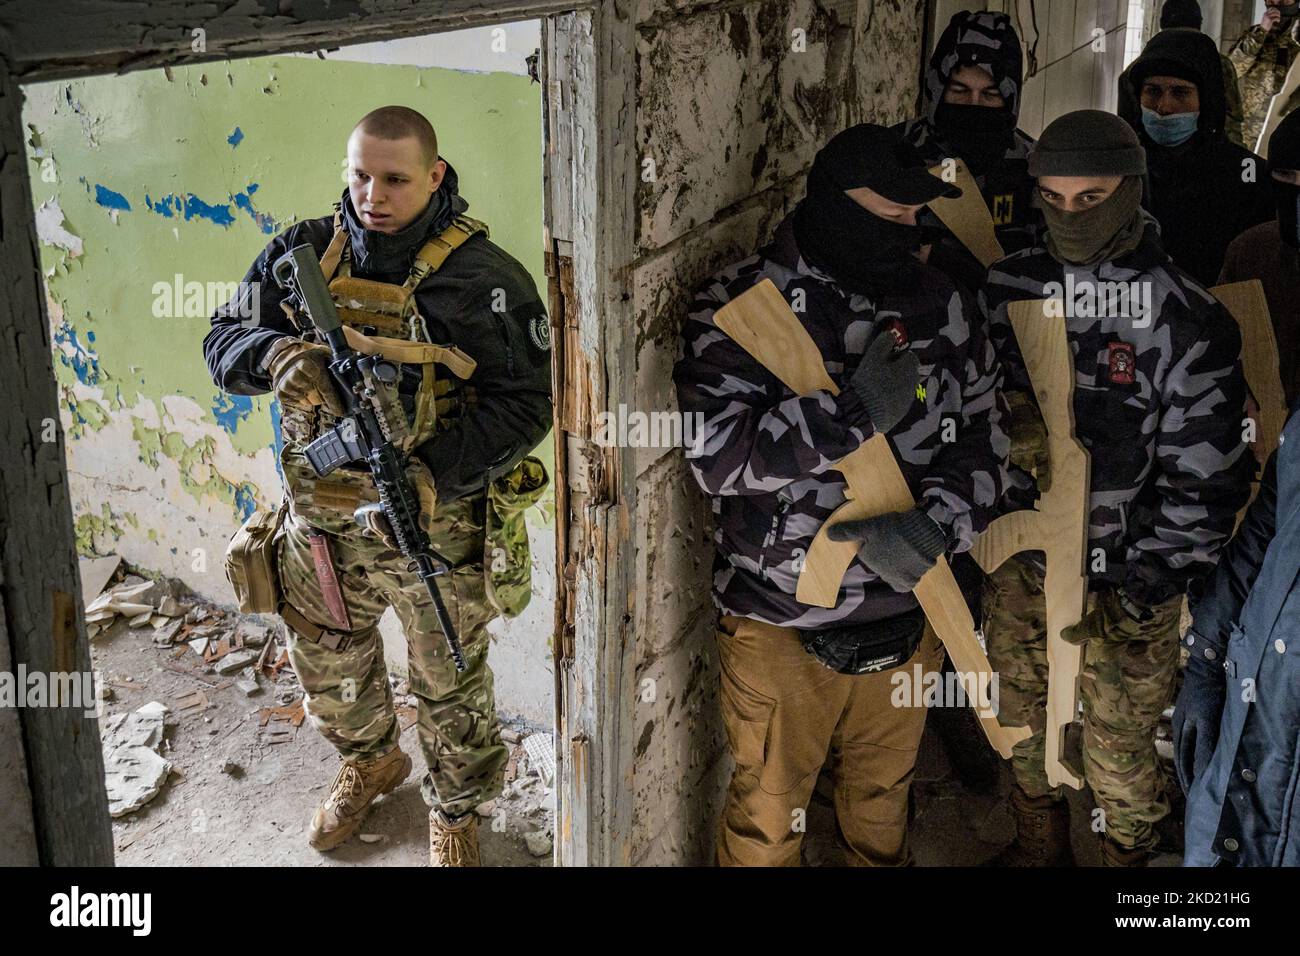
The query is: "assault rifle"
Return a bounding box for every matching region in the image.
[272,244,466,672]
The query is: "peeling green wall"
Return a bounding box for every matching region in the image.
[24,50,550,568]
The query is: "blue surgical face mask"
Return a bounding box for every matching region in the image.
[1141,107,1199,147]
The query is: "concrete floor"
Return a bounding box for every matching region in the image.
[92,606,1184,868]
[93,617,552,868]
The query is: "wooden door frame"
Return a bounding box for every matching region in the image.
[0,0,637,867]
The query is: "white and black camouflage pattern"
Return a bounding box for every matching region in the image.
[673,223,1012,628]
[980,223,1254,606]
[897,10,1042,285]
[915,10,1023,126]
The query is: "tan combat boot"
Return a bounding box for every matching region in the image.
[429,808,481,867]
[308,747,412,851]
[983,783,1076,866]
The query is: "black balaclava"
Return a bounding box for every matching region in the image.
[1268,110,1300,248]
[792,139,923,296]
[1028,110,1150,266]
[924,11,1024,176]
[1159,0,1202,29]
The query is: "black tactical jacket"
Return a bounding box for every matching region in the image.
[204,164,552,501]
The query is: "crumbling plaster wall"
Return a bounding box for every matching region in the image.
[21,26,556,725]
[629,0,926,865]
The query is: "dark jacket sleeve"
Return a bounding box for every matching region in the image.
[203,220,332,393]
[1125,301,1254,605]
[673,279,874,497]
[413,261,553,502]
[916,287,1012,551]
[1187,444,1279,655]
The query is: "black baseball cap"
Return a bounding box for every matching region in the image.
[813,123,962,205]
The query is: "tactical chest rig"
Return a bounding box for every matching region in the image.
[276,209,484,531]
[270,207,548,621]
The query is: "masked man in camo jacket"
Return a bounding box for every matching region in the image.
[674,124,1012,867]
[978,110,1253,867]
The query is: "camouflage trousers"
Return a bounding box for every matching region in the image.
[983,558,1181,851]
[274,493,506,818]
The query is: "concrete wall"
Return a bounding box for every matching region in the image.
[628,0,927,866]
[22,23,555,726]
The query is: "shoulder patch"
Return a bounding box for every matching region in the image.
[528,312,551,351]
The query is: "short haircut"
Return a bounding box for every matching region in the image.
[352,106,439,166]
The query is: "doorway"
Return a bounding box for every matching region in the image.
[2,4,620,867]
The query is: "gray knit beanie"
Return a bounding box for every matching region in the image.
[1027,110,1148,177]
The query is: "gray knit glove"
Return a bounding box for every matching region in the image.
[828,507,946,593]
[847,324,921,436]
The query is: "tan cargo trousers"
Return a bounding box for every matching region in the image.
[715,613,944,866]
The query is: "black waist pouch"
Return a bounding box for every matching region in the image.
[799,608,926,675]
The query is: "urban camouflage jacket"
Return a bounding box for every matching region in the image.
[674,220,1011,628]
[898,9,1044,292]
[980,222,1254,607]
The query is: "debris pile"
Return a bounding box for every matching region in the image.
[101,701,174,817]
[82,557,191,640]
[88,557,552,862]
[478,727,556,857]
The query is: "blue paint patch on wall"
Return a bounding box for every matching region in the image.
[233,483,257,521]
[144,186,278,233]
[94,184,131,211]
[67,399,87,428]
[212,393,253,434]
[145,194,175,218]
[145,191,233,226]
[228,126,244,148]
[232,184,278,234]
[269,399,285,483]
[182,193,237,227]
[52,320,103,386]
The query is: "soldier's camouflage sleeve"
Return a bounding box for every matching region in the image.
[203,220,330,393]
[673,276,874,497]
[915,290,1012,551]
[978,281,1033,397]
[1125,304,1251,606]
[1228,27,1268,76]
